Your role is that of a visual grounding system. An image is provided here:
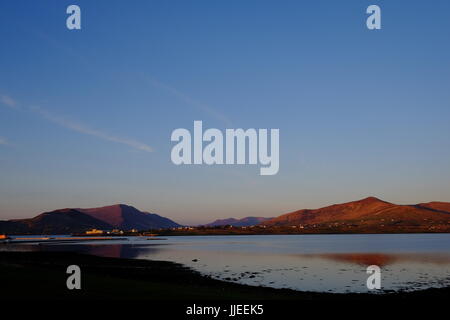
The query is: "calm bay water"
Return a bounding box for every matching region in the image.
[4,234,450,293]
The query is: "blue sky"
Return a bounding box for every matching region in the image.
[1,0,450,224]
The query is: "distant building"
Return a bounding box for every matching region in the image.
[85,229,104,235]
[110,229,124,235]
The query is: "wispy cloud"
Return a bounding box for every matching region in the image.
[31,106,153,152]
[148,78,232,127]
[0,93,153,152]
[0,94,18,109]
[0,136,8,145]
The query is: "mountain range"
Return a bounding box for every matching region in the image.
[0,204,180,234]
[1,197,450,235]
[260,197,450,232]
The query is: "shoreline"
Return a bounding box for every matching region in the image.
[3,231,450,238]
[1,251,449,300]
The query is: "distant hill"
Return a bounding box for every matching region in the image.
[78,204,180,230]
[0,204,180,234]
[204,216,273,227]
[261,197,450,232]
[0,209,112,234]
[415,202,450,214]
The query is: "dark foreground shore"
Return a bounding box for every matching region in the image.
[0,251,449,301]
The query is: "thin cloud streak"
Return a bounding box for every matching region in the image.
[31,106,154,152]
[0,93,154,152]
[0,94,18,109]
[148,78,232,127]
[0,137,8,145]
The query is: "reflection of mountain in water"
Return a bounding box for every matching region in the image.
[39,244,164,259]
[300,252,450,267]
[318,253,396,266]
